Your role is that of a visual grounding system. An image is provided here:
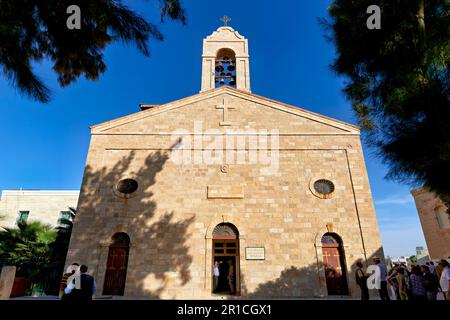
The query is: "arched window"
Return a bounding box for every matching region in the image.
[111,232,130,246]
[213,223,239,239]
[321,233,343,245]
[215,48,236,88]
[435,206,450,229]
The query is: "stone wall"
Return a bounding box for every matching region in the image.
[411,188,450,260]
[66,88,383,299]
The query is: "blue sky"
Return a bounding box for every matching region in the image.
[0,0,425,257]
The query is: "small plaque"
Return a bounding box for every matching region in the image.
[245,247,265,260]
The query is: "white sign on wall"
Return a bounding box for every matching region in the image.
[245,247,265,260]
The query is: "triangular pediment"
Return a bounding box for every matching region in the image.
[91,87,359,135]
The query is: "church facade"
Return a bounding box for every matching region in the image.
[66,26,384,299]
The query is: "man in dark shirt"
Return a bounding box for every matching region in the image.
[421,265,439,301]
[355,261,369,300]
[65,264,96,301]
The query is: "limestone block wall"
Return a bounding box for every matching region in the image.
[66,89,383,299]
[411,188,450,260]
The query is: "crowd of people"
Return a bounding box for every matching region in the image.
[356,257,450,300]
[57,258,449,300]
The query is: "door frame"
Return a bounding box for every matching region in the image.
[212,237,240,295]
[319,232,349,296]
[321,242,349,295]
[103,240,130,295]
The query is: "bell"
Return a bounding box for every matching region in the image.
[226,72,232,77]
[220,72,226,77]
[229,77,236,86]
[219,78,225,85]
[222,56,229,62]
[227,62,235,71]
[215,63,224,72]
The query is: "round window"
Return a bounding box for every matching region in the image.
[116,178,138,194]
[313,179,335,196]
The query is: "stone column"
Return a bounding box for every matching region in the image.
[0,266,16,300]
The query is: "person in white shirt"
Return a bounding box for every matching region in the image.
[373,257,390,300]
[213,261,220,293]
[64,264,97,301]
[438,259,450,300]
[428,261,437,275]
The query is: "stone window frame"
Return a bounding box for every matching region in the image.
[16,210,30,225]
[112,175,142,199]
[309,177,336,199]
[433,205,450,229]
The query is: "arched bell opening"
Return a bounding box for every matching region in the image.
[215,48,236,88]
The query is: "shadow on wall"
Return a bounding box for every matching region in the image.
[70,137,385,299]
[236,247,385,299]
[68,139,195,298]
[240,264,324,298]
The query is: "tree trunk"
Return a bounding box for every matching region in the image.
[418,0,426,34]
[417,0,427,84]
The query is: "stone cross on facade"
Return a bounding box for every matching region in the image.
[216,99,235,126]
[220,15,231,26]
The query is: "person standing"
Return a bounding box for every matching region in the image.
[428,261,437,275]
[387,265,399,300]
[373,257,390,300]
[438,259,450,300]
[355,261,369,300]
[409,265,427,300]
[395,267,408,300]
[59,263,79,299]
[212,261,220,293]
[422,265,439,301]
[227,260,235,295]
[64,265,96,301]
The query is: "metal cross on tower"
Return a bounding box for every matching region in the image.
[220,15,231,26]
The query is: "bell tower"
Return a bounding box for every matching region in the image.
[201,18,251,92]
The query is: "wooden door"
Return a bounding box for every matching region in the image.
[322,244,348,295]
[103,245,129,295]
[212,239,239,295]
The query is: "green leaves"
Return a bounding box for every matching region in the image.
[0,221,57,279]
[0,0,186,102]
[324,0,450,210]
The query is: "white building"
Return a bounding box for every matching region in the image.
[0,190,79,229]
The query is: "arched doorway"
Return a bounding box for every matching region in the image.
[103,232,130,295]
[321,233,349,295]
[212,223,239,295]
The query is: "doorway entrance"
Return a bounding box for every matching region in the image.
[212,223,239,295]
[103,233,130,295]
[321,232,349,295]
